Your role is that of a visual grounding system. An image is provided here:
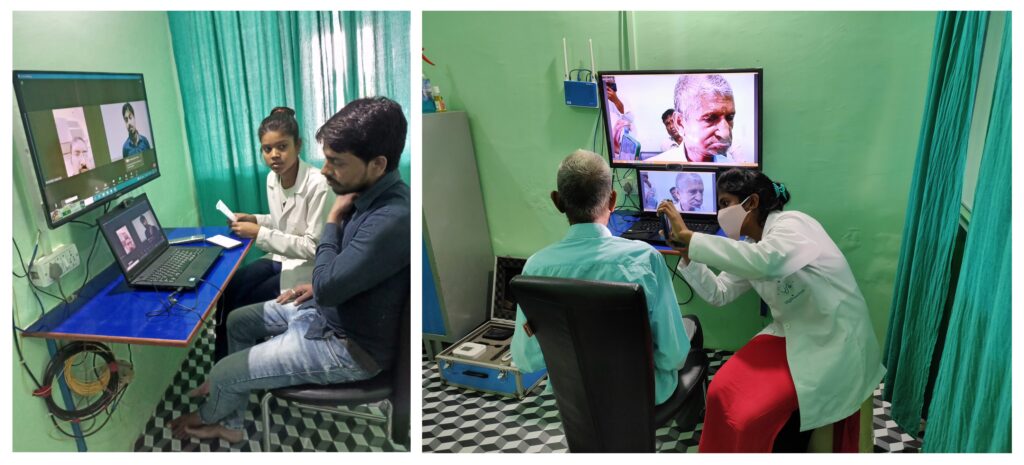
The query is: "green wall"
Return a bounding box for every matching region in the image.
[423,11,936,350]
[12,12,200,451]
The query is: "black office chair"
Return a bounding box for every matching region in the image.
[511,275,709,453]
[260,297,410,451]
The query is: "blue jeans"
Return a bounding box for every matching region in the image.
[198,301,381,430]
[215,259,282,360]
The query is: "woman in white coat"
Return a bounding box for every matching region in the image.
[215,106,331,360]
[657,168,884,453]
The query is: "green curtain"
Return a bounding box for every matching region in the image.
[336,11,411,182]
[168,11,410,227]
[923,14,1011,453]
[882,11,989,438]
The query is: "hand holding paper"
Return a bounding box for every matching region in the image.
[216,200,237,222]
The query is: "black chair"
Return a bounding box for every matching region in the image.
[260,297,410,451]
[511,275,709,453]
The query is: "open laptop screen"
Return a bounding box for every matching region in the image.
[637,169,717,217]
[98,194,167,275]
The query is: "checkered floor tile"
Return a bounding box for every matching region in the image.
[422,350,732,453]
[133,324,405,452]
[872,385,922,453]
[422,350,920,453]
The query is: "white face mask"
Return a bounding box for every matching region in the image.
[717,195,752,240]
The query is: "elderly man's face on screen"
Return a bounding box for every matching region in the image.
[676,94,735,162]
[676,176,705,212]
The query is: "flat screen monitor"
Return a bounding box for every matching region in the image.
[13,71,161,228]
[599,69,761,169]
[638,169,717,218]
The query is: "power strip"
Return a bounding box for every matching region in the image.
[29,243,81,288]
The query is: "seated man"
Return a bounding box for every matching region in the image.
[171,97,410,442]
[510,149,690,405]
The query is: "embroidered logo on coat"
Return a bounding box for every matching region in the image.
[777,279,805,304]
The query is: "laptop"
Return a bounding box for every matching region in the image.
[621,168,720,243]
[98,194,222,290]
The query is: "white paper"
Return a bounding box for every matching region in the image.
[216,200,237,221]
[206,234,242,249]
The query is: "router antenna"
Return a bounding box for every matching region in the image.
[562,37,569,80]
[588,38,596,82]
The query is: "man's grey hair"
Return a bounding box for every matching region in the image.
[675,172,703,188]
[556,150,612,223]
[674,74,734,120]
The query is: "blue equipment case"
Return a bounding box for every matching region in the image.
[436,256,547,398]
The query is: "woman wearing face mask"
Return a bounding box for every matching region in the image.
[212,106,331,362]
[656,168,883,453]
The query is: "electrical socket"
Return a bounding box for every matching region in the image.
[29,243,80,288]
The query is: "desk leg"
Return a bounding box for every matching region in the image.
[47,339,87,452]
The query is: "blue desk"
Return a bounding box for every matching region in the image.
[23,227,252,347]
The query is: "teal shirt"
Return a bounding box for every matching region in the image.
[511,222,690,405]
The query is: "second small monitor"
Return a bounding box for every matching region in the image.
[638,169,716,216]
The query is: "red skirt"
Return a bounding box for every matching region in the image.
[698,334,860,453]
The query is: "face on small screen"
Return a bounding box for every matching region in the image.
[640,170,716,215]
[675,173,705,212]
[132,211,160,243]
[116,227,136,255]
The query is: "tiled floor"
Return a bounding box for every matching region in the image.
[422,350,725,453]
[133,327,921,453]
[133,324,405,452]
[872,386,923,452]
[422,349,920,453]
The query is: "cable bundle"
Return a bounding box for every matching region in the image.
[38,341,127,423]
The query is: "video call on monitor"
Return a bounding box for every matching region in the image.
[599,69,761,169]
[639,169,717,216]
[13,71,161,228]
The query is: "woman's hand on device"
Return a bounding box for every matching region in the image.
[657,200,692,252]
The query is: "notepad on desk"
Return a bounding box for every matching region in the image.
[206,234,242,249]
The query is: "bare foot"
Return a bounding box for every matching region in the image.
[184,424,245,443]
[188,381,210,398]
[169,411,203,439]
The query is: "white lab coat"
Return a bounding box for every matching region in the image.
[678,210,885,431]
[252,160,332,293]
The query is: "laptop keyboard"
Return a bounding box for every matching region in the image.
[628,219,661,233]
[146,248,202,283]
[626,219,719,235]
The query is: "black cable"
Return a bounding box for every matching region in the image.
[12,325,43,388]
[195,277,225,296]
[145,287,185,318]
[146,276,225,321]
[12,238,70,333]
[47,384,128,439]
[668,255,695,306]
[12,238,70,304]
[56,280,68,304]
[40,340,119,424]
[76,221,104,300]
[41,341,120,422]
[612,169,641,211]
